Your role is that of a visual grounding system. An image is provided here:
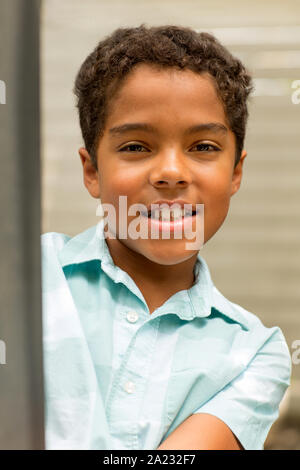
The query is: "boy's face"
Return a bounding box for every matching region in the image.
[79,64,247,266]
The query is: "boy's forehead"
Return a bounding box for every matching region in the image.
[106,64,227,126]
[113,63,216,98]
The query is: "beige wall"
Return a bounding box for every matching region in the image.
[41,0,300,419]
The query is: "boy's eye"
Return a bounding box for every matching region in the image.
[118,142,220,153]
[119,143,149,152]
[190,143,220,152]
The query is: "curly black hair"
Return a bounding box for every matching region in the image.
[74,24,253,169]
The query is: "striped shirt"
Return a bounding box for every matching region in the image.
[41,220,291,450]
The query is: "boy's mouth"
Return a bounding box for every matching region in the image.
[144,207,197,221]
[139,207,198,235]
[141,200,198,221]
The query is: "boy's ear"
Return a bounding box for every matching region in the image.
[230,150,247,197]
[78,147,100,199]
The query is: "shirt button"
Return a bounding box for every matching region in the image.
[126,310,139,323]
[124,381,135,394]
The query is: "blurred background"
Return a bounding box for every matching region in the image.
[41,0,300,449]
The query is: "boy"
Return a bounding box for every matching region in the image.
[41,24,291,450]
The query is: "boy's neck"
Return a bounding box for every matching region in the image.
[105,237,198,314]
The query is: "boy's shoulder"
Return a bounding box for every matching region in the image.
[211,283,265,331]
[41,231,74,291]
[198,254,279,335]
[209,283,292,390]
[41,224,99,262]
[40,224,105,288]
[41,230,72,251]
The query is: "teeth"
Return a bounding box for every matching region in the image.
[173,208,183,220]
[161,208,170,221]
[148,207,194,220]
[184,208,193,217]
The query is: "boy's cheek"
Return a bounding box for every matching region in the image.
[203,194,231,240]
[101,169,144,195]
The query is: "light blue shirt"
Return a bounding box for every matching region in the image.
[41,220,292,450]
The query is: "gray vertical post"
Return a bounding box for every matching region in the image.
[0,0,44,449]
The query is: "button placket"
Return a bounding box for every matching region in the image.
[107,316,160,438]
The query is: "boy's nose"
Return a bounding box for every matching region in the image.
[149,149,192,189]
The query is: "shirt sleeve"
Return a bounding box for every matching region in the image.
[192,329,292,450]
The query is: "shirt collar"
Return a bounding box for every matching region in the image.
[58,220,249,329]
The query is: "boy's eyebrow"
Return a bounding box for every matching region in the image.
[184,122,228,135]
[108,122,228,136]
[109,123,156,135]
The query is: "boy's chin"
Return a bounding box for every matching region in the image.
[134,240,199,266]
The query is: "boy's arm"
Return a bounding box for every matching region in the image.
[157,413,244,450]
